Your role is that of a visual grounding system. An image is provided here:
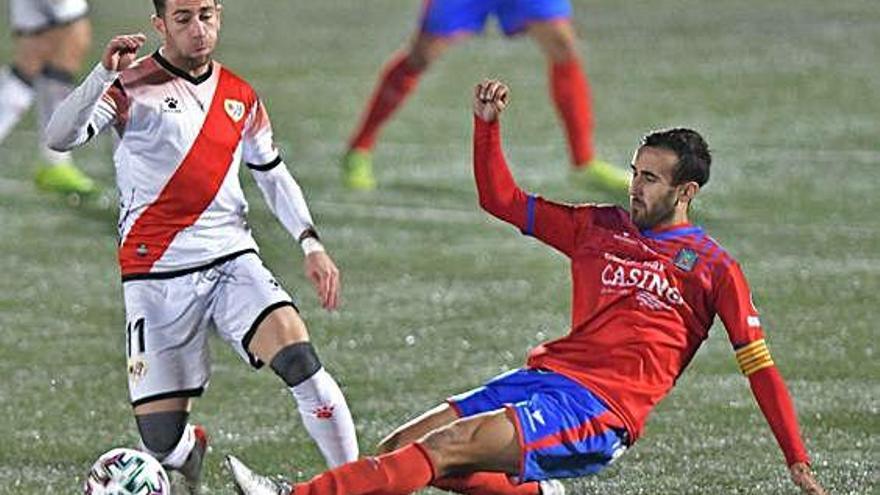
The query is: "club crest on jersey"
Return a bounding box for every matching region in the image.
[673,248,698,272]
[224,99,246,123]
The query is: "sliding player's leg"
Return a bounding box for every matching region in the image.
[376,402,545,494]
[229,407,521,495]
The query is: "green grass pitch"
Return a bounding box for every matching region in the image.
[0,1,877,493]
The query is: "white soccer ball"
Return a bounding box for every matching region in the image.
[84,448,171,495]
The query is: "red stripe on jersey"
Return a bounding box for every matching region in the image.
[118,67,254,276]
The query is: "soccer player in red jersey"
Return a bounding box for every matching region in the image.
[341,0,628,193]
[228,80,828,495]
[45,1,359,491]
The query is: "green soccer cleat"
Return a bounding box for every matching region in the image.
[34,162,97,195]
[341,149,376,191]
[571,159,630,194]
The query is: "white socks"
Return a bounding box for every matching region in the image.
[290,367,359,467]
[0,66,35,144]
[142,423,197,470]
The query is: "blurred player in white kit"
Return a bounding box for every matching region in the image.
[0,0,96,194]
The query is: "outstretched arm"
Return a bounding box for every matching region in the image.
[45,34,145,151]
[472,80,587,256]
[746,367,826,494]
[717,263,827,494]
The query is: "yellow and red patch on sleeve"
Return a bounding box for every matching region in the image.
[735,339,775,376]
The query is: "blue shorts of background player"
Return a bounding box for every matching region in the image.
[421,0,573,38]
[447,368,628,482]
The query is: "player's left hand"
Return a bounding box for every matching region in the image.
[789,462,828,494]
[304,252,340,311]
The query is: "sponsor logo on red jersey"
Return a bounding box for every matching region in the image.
[600,254,684,306]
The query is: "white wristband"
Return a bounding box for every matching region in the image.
[301,237,325,256]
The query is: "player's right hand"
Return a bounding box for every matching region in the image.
[304,251,340,311]
[102,34,147,72]
[473,79,509,122]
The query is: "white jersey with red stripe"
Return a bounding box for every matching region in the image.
[46,51,317,279]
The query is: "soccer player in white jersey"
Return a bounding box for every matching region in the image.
[45,0,359,491]
[0,0,95,194]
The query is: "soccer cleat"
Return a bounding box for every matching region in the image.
[34,162,96,195]
[178,424,209,494]
[226,455,291,495]
[539,479,566,495]
[571,158,629,194]
[341,149,376,191]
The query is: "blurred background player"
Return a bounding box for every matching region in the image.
[0,0,95,194]
[45,0,358,491]
[341,0,629,193]
[227,80,828,495]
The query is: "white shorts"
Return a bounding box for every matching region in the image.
[10,0,89,35]
[122,251,295,406]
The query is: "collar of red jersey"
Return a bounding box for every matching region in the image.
[640,223,703,240]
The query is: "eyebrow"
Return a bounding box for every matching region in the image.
[172,5,215,15]
[630,164,663,181]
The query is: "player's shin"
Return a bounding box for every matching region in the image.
[432,473,541,495]
[136,411,208,493]
[347,52,422,152]
[35,65,76,165]
[293,443,434,495]
[270,342,359,467]
[549,57,594,167]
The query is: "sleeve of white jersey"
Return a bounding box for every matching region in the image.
[45,62,120,151]
[244,99,320,246]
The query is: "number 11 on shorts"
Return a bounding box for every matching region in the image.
[126,317,145,357]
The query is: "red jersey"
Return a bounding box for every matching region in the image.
[473,117,809,465]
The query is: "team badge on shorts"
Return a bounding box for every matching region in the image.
[127,356,149,382]
[224,99,246,123]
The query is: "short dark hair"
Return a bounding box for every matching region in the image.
[153,0,218,16]
[641,127,711,187]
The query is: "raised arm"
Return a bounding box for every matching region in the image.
[473,80,593,257]
[243,99,339,311]
[716,263,827,494]
[45,34,146,151]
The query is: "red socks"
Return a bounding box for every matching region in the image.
[550,57,595,167]
[432,473,540,495]
[291,443,434,495]
[348,52,423,152]
[289,444,539,495]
